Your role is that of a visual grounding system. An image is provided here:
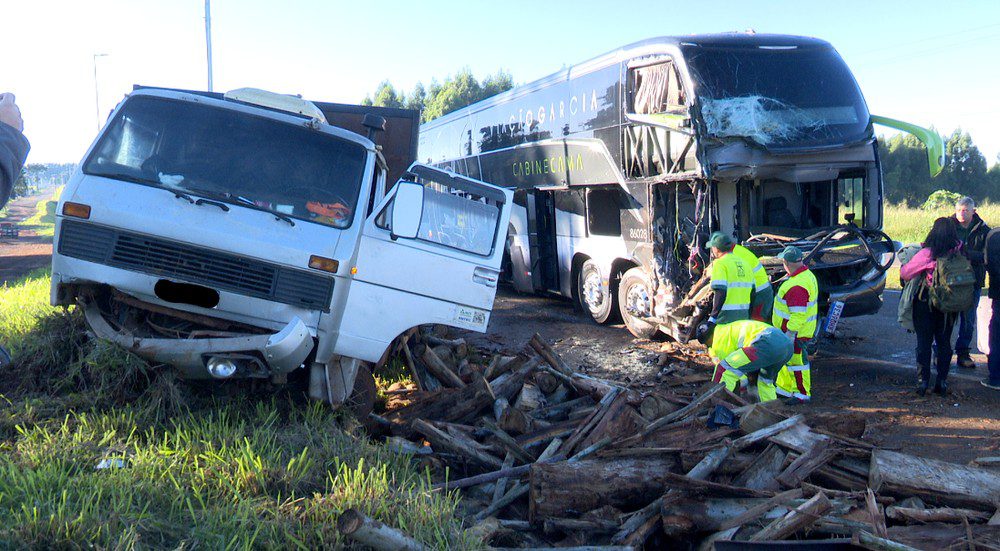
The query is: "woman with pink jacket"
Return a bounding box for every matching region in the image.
[900,217,962,396]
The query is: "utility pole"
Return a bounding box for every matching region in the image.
[93,53,109,132]
[205,0,214,92]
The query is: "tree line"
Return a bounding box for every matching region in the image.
[362,71,997,207]
[879,130,1000,207]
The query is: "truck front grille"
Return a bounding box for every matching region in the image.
[58,219,333,311]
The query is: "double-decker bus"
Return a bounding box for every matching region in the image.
[419,33,943,339]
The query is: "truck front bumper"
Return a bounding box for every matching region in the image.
[82,300,314,379]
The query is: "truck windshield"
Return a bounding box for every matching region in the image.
[83,95,368,228]
[681,44,870,150]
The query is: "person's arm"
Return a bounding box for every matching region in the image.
[708,259,728,323]
[0,94,30,210]
[900,248,933,281]
[778,285,810,340]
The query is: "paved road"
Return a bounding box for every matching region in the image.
[823,290,989,382]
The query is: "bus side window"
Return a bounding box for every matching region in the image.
[630,61,686,115]
[587,188,623,237]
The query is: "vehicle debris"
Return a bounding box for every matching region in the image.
[365,329,1000,549]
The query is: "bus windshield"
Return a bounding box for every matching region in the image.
[682,44,870,150]
[83,96,368,228]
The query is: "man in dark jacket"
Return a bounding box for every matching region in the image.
[983,228,1000,390]
[0,92,29,369]
[1,92,30,209]
[952,196,990,369]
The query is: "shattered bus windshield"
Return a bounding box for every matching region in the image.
[83,96,368,228]
[682,44,870,150]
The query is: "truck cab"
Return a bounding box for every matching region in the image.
[51,87,511,410]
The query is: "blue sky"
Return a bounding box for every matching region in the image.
[4,0,999,165]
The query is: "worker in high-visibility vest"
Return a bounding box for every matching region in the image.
[705,232,754,326]
[734,244,774,322]
[771,246,819,404]
[696,319,792,402]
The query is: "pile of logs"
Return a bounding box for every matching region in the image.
[341,329,1000,550]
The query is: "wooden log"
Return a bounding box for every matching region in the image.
[733,444,785,491]
[337,508,426,550]
[491,357,543,401]
[476,481,528,521]
[870,449,1000,509]
[517,420,579,449]
[733,414,804,450]
[516,383,545,412]
[421,346,465,388]
[560,387,622,455]
[412,419,503,470]
[529,333,619,398]
[853,530,922,551]
[483,421,536,464]
[885,505,992,524]
[492,547,634,551]
[432,464,532,491]
[775,439,836,489]
[736,403,786,433]
[529,333,573,375]
[491,453,515,506]
[499,406,533,435]
[610,496,666,545]
[749,491,831,541]
[542,517,618,534]
[528,457,681,523]
[886,524,1000,550]
[577,394,643,452]
[621,511,663,548]
[637,383,725,438]
[485,355,517,381]
[866,487,888,539]
[385,374,495,437]
[400,331,432,391]
[533,371,560,394]
[639,393,681,420]
[769,422,831,454]
[493,397,509,421]
[718,488,804,531]
[532,396,594,421]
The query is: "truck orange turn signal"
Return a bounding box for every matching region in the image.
[308,255,339,273]
[62,202,92,219]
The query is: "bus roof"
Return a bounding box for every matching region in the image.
[421,33,832,130]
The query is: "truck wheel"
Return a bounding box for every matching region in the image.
[618,267,660,339]
[577,260,620,324]
[346,364,376,426]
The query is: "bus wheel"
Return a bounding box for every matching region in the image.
[618,267,659,339]
[578,260,620,324]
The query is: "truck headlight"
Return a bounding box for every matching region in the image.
[206,357,238,378]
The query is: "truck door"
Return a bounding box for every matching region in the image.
[336,164,513,362]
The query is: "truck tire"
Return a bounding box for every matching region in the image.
[577,260,620,324]
[618,267,660,339]
[347,363,377,428]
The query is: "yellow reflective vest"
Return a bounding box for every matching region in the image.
[733,244,770,294]
[710,251,754,324]
[772,267,819,339]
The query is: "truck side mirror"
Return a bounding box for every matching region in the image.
[390,182,423,240]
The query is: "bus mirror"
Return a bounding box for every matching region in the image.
[390,182,423,240]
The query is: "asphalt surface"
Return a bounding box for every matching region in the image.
[821,290,989,383]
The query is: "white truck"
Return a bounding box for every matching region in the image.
[51,87,512,415]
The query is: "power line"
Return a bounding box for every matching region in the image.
[852,22,1000,57]
[854,31,1000,68]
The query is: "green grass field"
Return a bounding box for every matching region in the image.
[0,272,475,549]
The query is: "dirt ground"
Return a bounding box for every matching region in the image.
[0,191,55,284]
[467,290,1000,465]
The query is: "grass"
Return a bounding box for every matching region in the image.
[0,271,476,549]
[18,187,62,238]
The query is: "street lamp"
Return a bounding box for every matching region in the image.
[93,53,109,132]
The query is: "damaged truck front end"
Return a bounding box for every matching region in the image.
[52,87,512,410]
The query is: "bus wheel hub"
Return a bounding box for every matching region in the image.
[625,284,652,318]
[583,272,605,311]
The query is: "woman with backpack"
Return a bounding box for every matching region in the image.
[901,217,975,396]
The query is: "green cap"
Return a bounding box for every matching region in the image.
[705,231,736,250]
[776,246,804,262]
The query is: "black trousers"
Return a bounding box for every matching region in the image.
[912,294,956,382]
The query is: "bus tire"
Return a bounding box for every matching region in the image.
[618,267,659,339]
[577,260,620,325]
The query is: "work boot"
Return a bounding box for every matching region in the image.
[916,375,929,397]
[933,378,948,396]
[956,352,976,369]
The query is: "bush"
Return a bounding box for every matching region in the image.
[921,189,962,211]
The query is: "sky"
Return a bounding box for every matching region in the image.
[3,0,999,165]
